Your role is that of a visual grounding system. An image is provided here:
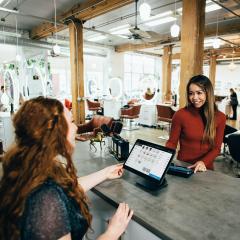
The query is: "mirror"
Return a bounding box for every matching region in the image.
[140,75,157,101]
[27,66,46,98]
[109,77,122,99]
[1,70,19,111]
[87,79,97,96]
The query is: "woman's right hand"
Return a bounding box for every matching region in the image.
[101,202,133,240]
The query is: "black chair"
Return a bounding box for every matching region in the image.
[223,125,238,155]
[228,132,240,177]
[101,121,123,136]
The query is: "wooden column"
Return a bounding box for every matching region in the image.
[179,0,206,107]
[69,21,85,124]
[162,45,173,102]
[209,54,217,88]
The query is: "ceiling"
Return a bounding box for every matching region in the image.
[0,0,239,58]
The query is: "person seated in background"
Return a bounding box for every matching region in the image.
[229,88,238,120]
[144,87,155,100]
[166,75,226,173]
[0,97,133,240]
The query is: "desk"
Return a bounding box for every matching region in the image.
[74,141,240,240]
[138,104,157,127]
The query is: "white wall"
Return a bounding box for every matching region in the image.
[215,64,240,96]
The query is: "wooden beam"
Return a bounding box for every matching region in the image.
[30,0,133,40]
[209,55,217,88]
[115,38,171,52]
[179,0,206,108]
[135,51,162,57]
[69,21,85,124]
[162,45,173,102]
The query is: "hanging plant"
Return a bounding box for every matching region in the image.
[8,64,15,70]
[39,58,45,68]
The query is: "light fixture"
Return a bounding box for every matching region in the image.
[228,49,237,71]
[171,23,180,38]
[53,44,60,55]
[52,0,60,56]
[170,0,180,37]
[109,24,130,32]
[87,35,107,42]
[212,38,220,49]
[228,61,236,71]
[139,2,151,21]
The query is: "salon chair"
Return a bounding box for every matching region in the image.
[64,99,72,111]
[120,105,141,130]
[228,132,240,177]
[222,125,237,156]
[86,99,102,116]
[76,115,113,151]
[156,105,176,140]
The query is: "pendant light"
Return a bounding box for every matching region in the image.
[212,11,220,49]
[139,1,151,20]
[52,0,60,55]
[228,49,236,71]
[15,16,21,61]
[170,0,180,37]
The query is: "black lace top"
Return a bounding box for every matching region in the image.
[20,179,88,240]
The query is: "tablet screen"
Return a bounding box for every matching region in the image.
[124,139,175,183]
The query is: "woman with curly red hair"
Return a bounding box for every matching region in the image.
[0,97,133,240]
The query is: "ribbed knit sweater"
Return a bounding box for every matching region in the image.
[166,106,226,170]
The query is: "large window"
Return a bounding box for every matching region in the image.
[123,53,161,98]
[84,55,106,98]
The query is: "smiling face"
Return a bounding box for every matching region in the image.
[64,107,77,148]
[188,83,207,108]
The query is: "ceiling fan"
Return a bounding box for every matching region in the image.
[127,0,164,43]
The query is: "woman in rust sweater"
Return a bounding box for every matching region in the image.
[166,75,226,173]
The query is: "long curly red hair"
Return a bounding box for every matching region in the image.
[0,97,92,239]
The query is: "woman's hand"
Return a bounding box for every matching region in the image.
[103,203,133,240]
[104,164,124,180]
[188,161,207,173]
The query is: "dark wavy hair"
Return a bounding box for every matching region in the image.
[186,75,218,148]
[0,97,92,239]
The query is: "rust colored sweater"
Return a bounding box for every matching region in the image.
[166,106,226,170]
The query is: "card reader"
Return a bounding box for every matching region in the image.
[167,163,194,178]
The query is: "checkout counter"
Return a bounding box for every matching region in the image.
[74,141,240,240]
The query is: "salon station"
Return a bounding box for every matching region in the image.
[0,0,240,239]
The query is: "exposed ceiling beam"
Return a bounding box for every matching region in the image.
[135,51,162,58]
[115,18,240,52]
[171,47,240,61]
[30,0,134,40]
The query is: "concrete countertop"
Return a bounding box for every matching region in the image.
[74,141,240,240]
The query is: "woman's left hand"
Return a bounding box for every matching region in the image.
[104,164,124,180]
[188,161,207,173]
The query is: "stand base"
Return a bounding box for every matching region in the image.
[136,178,168,191]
